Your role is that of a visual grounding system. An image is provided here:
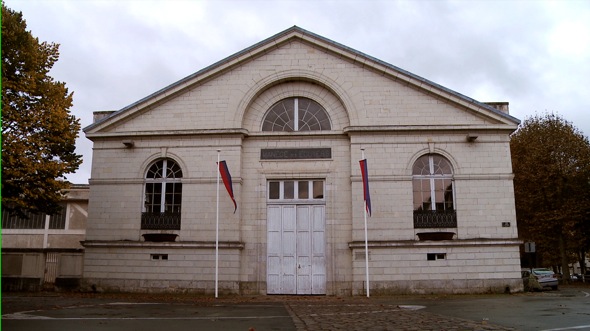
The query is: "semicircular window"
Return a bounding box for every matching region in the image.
[262,97,331,132]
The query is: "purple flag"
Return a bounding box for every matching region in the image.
[218,160,237,213]
[359,159,371,217]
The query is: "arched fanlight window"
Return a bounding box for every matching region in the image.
[412,154,454,211]
[262,97,331,132]
[141,158,183,230]
[412,154,457,228]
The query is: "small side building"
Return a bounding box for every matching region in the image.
[1,184,89,291]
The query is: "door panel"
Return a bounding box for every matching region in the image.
[281,206,297,294]
[311,205,326,294]
[267,206,282,295]
[267,204,325,295]
[296,206,311,294]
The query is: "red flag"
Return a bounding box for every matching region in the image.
[359,159,371,217]
[218,160,237,213]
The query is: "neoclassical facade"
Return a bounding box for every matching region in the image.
[83,26,522,295]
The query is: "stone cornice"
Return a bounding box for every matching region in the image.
[88,178,243,185]
[344,125,517,134]
[350,173,514,182]
[348,238,522,249]
[81,240,245,250]
[85,128,248,140]
[1,248,84,253]
[86,126,517,140]
[246,131,347,138]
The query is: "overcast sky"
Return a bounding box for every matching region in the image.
[7,0,590,184]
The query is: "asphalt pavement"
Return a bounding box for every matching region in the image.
[2,285,590,331]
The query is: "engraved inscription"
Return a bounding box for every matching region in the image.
[261,148,331,160]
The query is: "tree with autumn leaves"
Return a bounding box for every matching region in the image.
[511,113,590,280]
[2,4,82,217]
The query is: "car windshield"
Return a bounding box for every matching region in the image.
[532,269,553,275]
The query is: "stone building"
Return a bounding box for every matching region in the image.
[82,26,522,295]
[2,185,89,291]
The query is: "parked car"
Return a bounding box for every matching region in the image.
[531,268,559,290]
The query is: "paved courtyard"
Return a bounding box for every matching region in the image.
[3,286,590,330]
[285,298,513,330]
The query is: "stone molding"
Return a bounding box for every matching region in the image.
[348,238,522,249]
[81,240,245,249]
[86,128,248,139]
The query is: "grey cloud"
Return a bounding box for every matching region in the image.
[7,0,590,183]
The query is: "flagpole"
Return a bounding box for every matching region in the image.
[215,149,220,298]
[361,148,370,298]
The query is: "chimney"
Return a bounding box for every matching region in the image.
[93,111,116,123]
[484,102,509,114]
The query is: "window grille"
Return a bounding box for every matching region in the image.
[49,204,67,229]
[1,209,46,229]
[1,206,66,230]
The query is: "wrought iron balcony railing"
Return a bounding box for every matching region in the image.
[141,212,181,230]
[413,210,457,228]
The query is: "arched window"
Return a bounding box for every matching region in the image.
[412,154,456,228]
[141,159,182,230]
[262,97,331,132]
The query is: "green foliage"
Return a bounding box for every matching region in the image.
[2,4,82,216]
[511,113,590,272]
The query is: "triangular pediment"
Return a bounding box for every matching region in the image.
[84,26,519,137]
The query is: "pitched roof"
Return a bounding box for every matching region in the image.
[84,26,519,133]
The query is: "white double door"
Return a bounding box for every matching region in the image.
[267,204,326,294]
